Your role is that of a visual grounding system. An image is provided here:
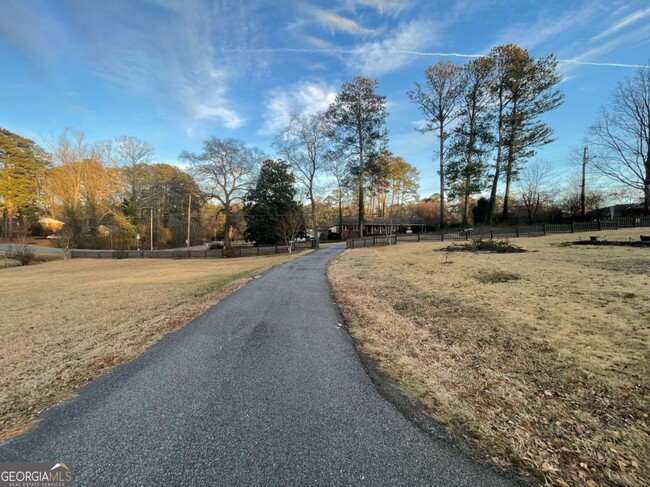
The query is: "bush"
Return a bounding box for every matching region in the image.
[208,241,224,250]
[474,238,526,253]
[327,232,342,240]
[9,246,35,266]
[449,238,527,253]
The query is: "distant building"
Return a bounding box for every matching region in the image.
[38,217,65,233]
[339,216,425,237]
[306,224,339,239]
[592,200,647,219]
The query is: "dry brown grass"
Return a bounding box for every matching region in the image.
[329,229,650,487]
[0,253,301,439]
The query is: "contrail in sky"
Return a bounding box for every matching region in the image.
[227,48,648,69]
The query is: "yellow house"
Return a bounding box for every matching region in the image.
[38,217,65,233]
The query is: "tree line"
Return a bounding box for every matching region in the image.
[1,43,649,248]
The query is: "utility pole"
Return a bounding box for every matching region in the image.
[580,146,588,218]
[141,207,155,251]
[186,193,192,250]
[150,208,154,251]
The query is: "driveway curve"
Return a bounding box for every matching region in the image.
[0,244,516,486]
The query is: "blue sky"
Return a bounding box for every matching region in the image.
[1,0,649,197]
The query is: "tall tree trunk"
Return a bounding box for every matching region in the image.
[462,183,470,225]
[502,146,514,221]
[338,191,343,234]
[487,106,504,223]
[463,120,476,226]
[502,100,518,221]
[439,126,445,229]
[644,151,650,214]
[224,202,231,248]
[310,193,319,249]
[6,207,13,240]
[358,137,365,238]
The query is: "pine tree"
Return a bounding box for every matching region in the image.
[326,76,388,237]
[0,128,50,238]
[501,53,563,220]
[408,62,466,228]
[484,47,564,221]
[445,57,496,225]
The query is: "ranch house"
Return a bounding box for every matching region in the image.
[339,216,425,237]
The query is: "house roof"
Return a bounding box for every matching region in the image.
[38,217,65,225]
[594,200,646,216]
[341,216,425,226]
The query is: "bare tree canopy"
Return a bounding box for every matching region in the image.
[274,111,330,247]
[275,209,304,252]
[517,159,553,224]
[179,137,264,247]
[102,136,156,218]
[325,157,350,234]
[111,136,155,168]
[589,65,650,213]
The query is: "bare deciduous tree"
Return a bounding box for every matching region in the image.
[326,157,349,234]
[275,209,304,253]
[45,129,119,238]
[108,136,155,214]
[589,65,650,213]
[179,138,263,248]
[517,159,553,224]
[274,112,330,248]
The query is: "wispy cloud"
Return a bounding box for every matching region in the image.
[344,19,439,76]
[0,1,65,75]
[301,5,376,35]
[258,80,337,136]
[231,47,647,70]
[565,24,650,73]
[491,2,602,50]
[591,6,650,42]
[339,0,413,15]
[1,0,248,131]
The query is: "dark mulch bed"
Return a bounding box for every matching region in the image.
[571,237,650,247]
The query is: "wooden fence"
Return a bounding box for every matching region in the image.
[346,216,650,249]
[70,240,316,259]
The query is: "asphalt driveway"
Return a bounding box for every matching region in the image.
[0,244,516,486]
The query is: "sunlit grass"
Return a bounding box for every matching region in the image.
[329,229,650,487]
[0,253,301,439]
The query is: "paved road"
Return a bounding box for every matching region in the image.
[0,243,206,255]
[0,244,516,486]
[0,243,63,254]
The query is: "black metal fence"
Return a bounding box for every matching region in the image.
[346,216,650,249]
[70,240,316,259]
